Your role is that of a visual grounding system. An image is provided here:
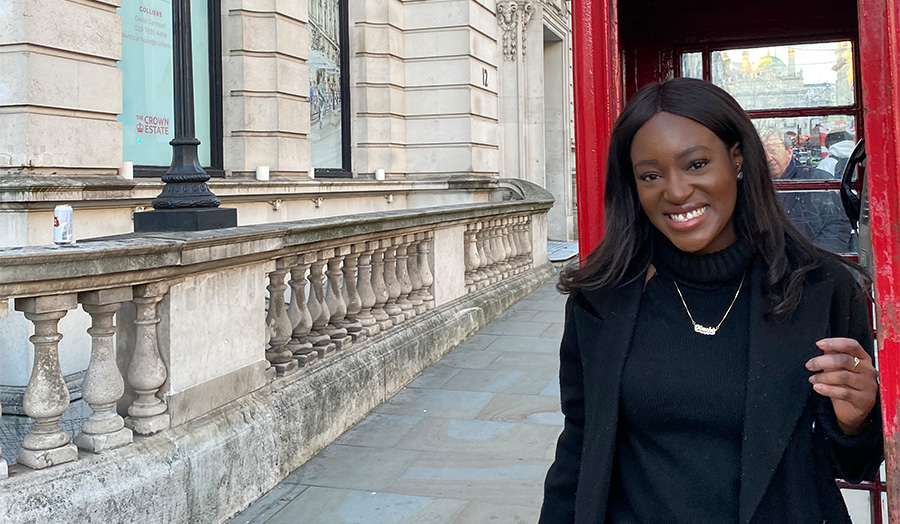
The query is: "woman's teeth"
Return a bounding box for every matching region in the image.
[667,206,708,223]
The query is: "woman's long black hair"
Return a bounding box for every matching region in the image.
[559,78,864,321]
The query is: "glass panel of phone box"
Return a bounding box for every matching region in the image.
[707,41,857,255]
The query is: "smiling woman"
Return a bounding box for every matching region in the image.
[541,78,883,524]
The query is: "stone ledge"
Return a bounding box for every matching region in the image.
[0,174,497,209]
[0,264,556,524]
[0,180,553,298]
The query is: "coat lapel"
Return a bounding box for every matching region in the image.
[575,276,644,523]
[739,263,832,524]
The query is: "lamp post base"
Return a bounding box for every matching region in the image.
[134,208,237,232]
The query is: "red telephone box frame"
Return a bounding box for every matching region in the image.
[573,0,900,517]
[858,0,900,518]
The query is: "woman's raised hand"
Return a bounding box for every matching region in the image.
[806,337,879,435]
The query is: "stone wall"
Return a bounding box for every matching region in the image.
[0,0,123,173]
[0,0,575,235]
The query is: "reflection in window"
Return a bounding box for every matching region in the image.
[309,0,344,170]
[752,115,856,180]
[777,189,854,254]
[681,52,703,80]
[711,42,854,110]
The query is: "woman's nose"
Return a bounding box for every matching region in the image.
[663,173,692,203]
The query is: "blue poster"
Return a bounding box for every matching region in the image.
[119,0,210,167]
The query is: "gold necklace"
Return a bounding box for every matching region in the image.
[672,273,745,336]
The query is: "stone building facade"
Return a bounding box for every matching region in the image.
[0,0,575,247]
[0,0,575,452]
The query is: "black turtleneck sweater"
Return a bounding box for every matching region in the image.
[606,236,753,524]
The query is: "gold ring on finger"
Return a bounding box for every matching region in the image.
[853,356,861,370]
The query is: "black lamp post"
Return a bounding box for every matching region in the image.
[134,0,237,232]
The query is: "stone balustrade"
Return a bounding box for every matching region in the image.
[0,180,552,494]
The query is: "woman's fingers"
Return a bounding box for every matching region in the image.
[809,369,874,391]
[811,383,872,405]
[816,337,870,358]
[806,352,865,372]
[807,338,872,370]
[807,337,879,434]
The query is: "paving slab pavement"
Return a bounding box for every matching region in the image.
[229,279,566,524]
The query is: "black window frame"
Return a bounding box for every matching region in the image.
[133,0,224,178]
[309,0,352,179]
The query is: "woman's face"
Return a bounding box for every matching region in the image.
[630,112,743,255]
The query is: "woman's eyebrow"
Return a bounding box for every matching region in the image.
[633,145,711,169]
[633,158,659,169]
[674,145,711,160]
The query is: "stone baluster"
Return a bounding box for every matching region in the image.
[519,216,534,269]
[307,249,336,357]
[371,241,392,331]
[287,253,317,367]
[126,283,171,435]
[518,216,530,271]
[356,241,380,337]
[75,287,134,453]
[418,231,436,309]
[407,233,426,314]
[14,294,79,469]
[496,219,510,278]
[464,223,480,293]
[510,216,525,274]
[493,219,506,279]
[341,244,366,343]
[494,219,508,280]
[507,217,522,274]
[265,259,300,376]
[486,220,501,283]
[501,218,515,276]
[382,239,405,327]
[324,247,351,351]
[476,221,493,287]
[395,235,416,320]
[517,216,530,273]
[489,220,502,282]
[519,216,531,271]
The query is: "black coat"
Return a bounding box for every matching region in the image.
[539,257,883,524]
[778,160,853,254]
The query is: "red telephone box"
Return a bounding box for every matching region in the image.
[573,0,900,520]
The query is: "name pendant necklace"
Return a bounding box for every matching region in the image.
[673,273,745,336]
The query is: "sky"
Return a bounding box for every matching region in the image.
[716,41,850,84]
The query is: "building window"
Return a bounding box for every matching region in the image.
[118,0,223,176]
[309,0,351,178]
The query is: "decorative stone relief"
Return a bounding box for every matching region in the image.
[541,0,570,23]
[497,1,535,61]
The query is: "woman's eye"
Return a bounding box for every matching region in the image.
[688,159,709,170]
[639,173,660,182]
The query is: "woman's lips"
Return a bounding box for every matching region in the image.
[664,205,709,230]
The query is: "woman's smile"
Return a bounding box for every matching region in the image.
[665,204,709,225]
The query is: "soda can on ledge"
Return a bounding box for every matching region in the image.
[53,204,74,244]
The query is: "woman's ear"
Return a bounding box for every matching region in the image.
[730,142,743,172]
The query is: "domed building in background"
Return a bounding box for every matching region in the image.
[712,48,836,111]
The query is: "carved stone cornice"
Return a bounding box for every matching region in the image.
[497,1,535,61]
[540,0,570,24]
